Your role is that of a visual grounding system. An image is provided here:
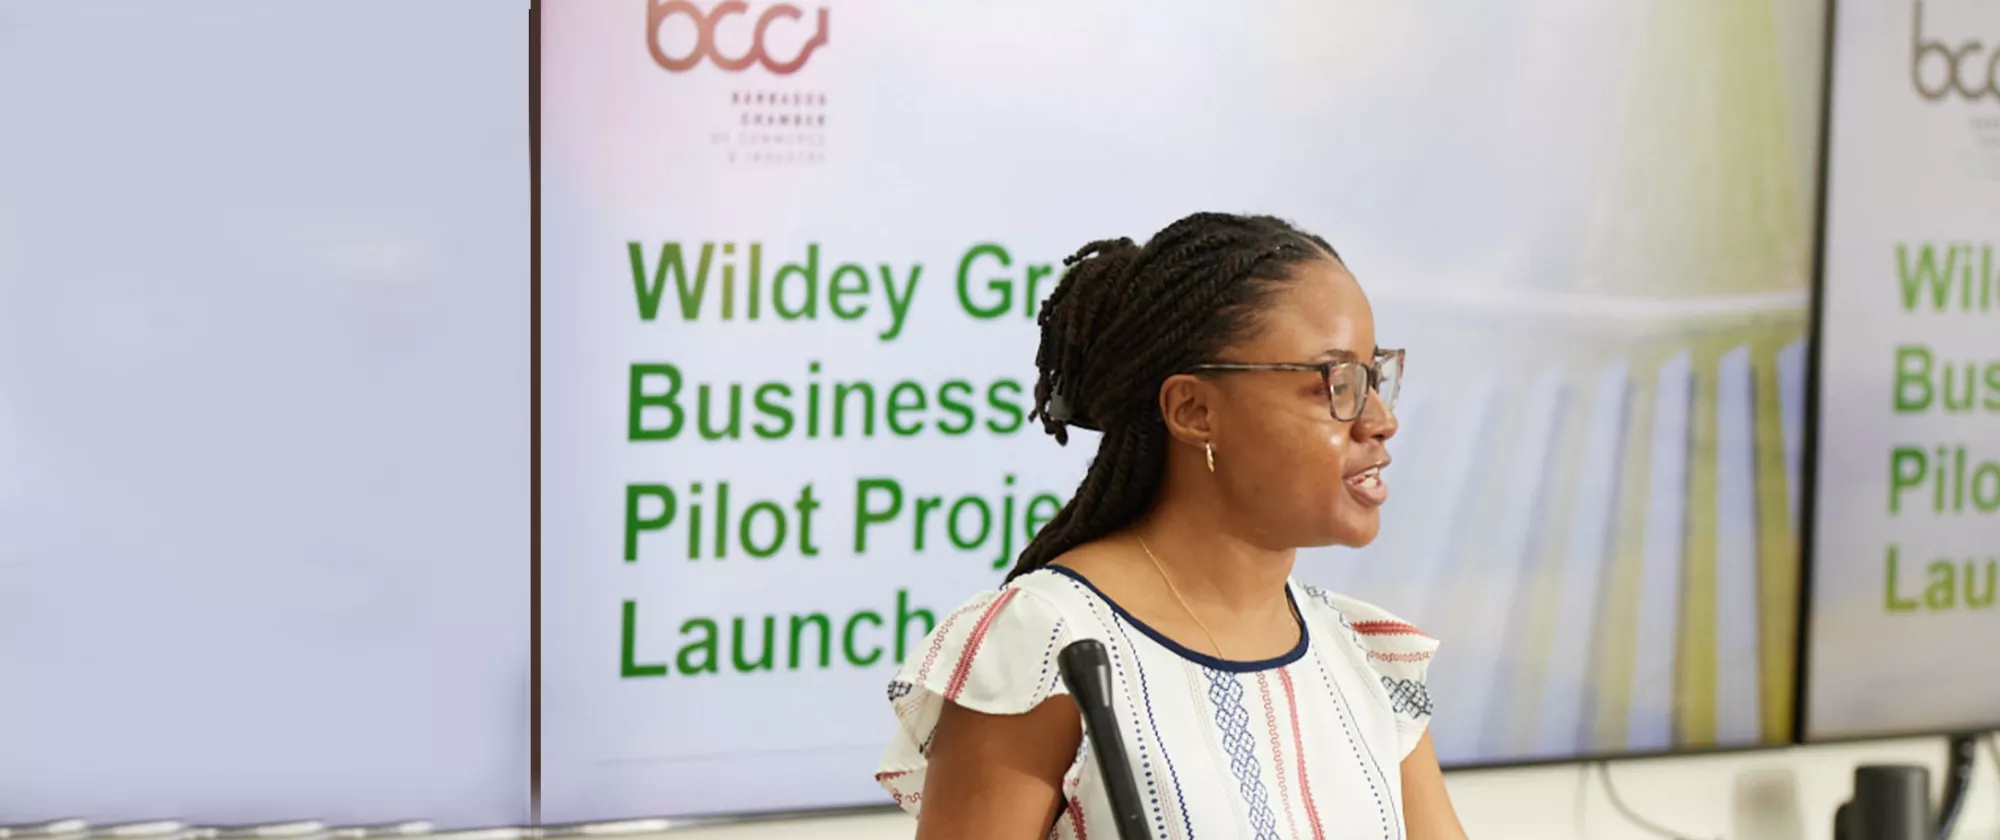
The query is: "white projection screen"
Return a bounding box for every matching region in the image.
[0,1,531,826]
[1804,0,2000,741]
[537,0,1824,822]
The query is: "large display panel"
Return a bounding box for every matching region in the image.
[0,0,531,826]
[538,0,1826,820]
[1806,0,2000,740]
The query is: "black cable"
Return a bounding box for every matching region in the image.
[1938,733,1980,840]
[1596,761,1720,840]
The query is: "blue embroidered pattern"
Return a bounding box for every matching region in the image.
[1382,675,1433,719]
[1300,583,1341,611]
[1113,616,1191,840]
[1035,619,1066,699]
[1204,668,1279,840]
[886,680,913,702]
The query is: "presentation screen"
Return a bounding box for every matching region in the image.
[1805,0,2000,741]
[538,0,1826,820]
[0,0,530,827]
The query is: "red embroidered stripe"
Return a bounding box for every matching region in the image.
[1279,669,1327,840]
[877,771,914,808]
[944,588,1020,701]
[1351,620,1428,637]
[1259,673,1303,840]
[916,598,987,684]
[1366,650,1434,663]
[1067,795,1089,840]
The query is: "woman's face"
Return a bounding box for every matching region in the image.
[1203,258,1399,548]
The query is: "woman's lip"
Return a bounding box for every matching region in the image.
[1343,460,1390,480]
[1345,466,1388,506]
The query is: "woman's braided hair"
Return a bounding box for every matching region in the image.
[1008,212,1340,581]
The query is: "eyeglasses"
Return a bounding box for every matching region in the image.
[1186,348,1403,423]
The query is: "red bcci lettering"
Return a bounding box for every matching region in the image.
[647,1,829,75]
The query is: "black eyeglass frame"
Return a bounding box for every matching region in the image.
[1184,348,1404,423]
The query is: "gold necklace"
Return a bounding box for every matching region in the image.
[1136,534,1229,659]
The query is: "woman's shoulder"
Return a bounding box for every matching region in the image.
[886,569,1096,715]
[1291,580,1440,753]
[1292,582,1437,653]
[876,569,1097,816]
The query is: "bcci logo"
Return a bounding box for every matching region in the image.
[647,1,830,75]
[1908,0,2000,178]
[644,1,833,166]
[1912,0,2000,101]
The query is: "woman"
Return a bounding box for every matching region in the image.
[877,212,1470,840]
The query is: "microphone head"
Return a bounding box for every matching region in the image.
[1058,639,1113,708]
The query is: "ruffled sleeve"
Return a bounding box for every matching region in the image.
[1301,584,1441,761]
[874,583,1080,816]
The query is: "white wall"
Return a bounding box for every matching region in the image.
[660,737,1998,840]
[0,0,530,826]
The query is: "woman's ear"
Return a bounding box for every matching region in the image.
[1158,373,1214,448]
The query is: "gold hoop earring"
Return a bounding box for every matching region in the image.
[1205,441,1215,473]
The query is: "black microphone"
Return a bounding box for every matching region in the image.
[1836,765,1931,840]
[1058,639,1154,840]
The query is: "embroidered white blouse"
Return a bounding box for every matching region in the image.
[877,565,1441,840]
